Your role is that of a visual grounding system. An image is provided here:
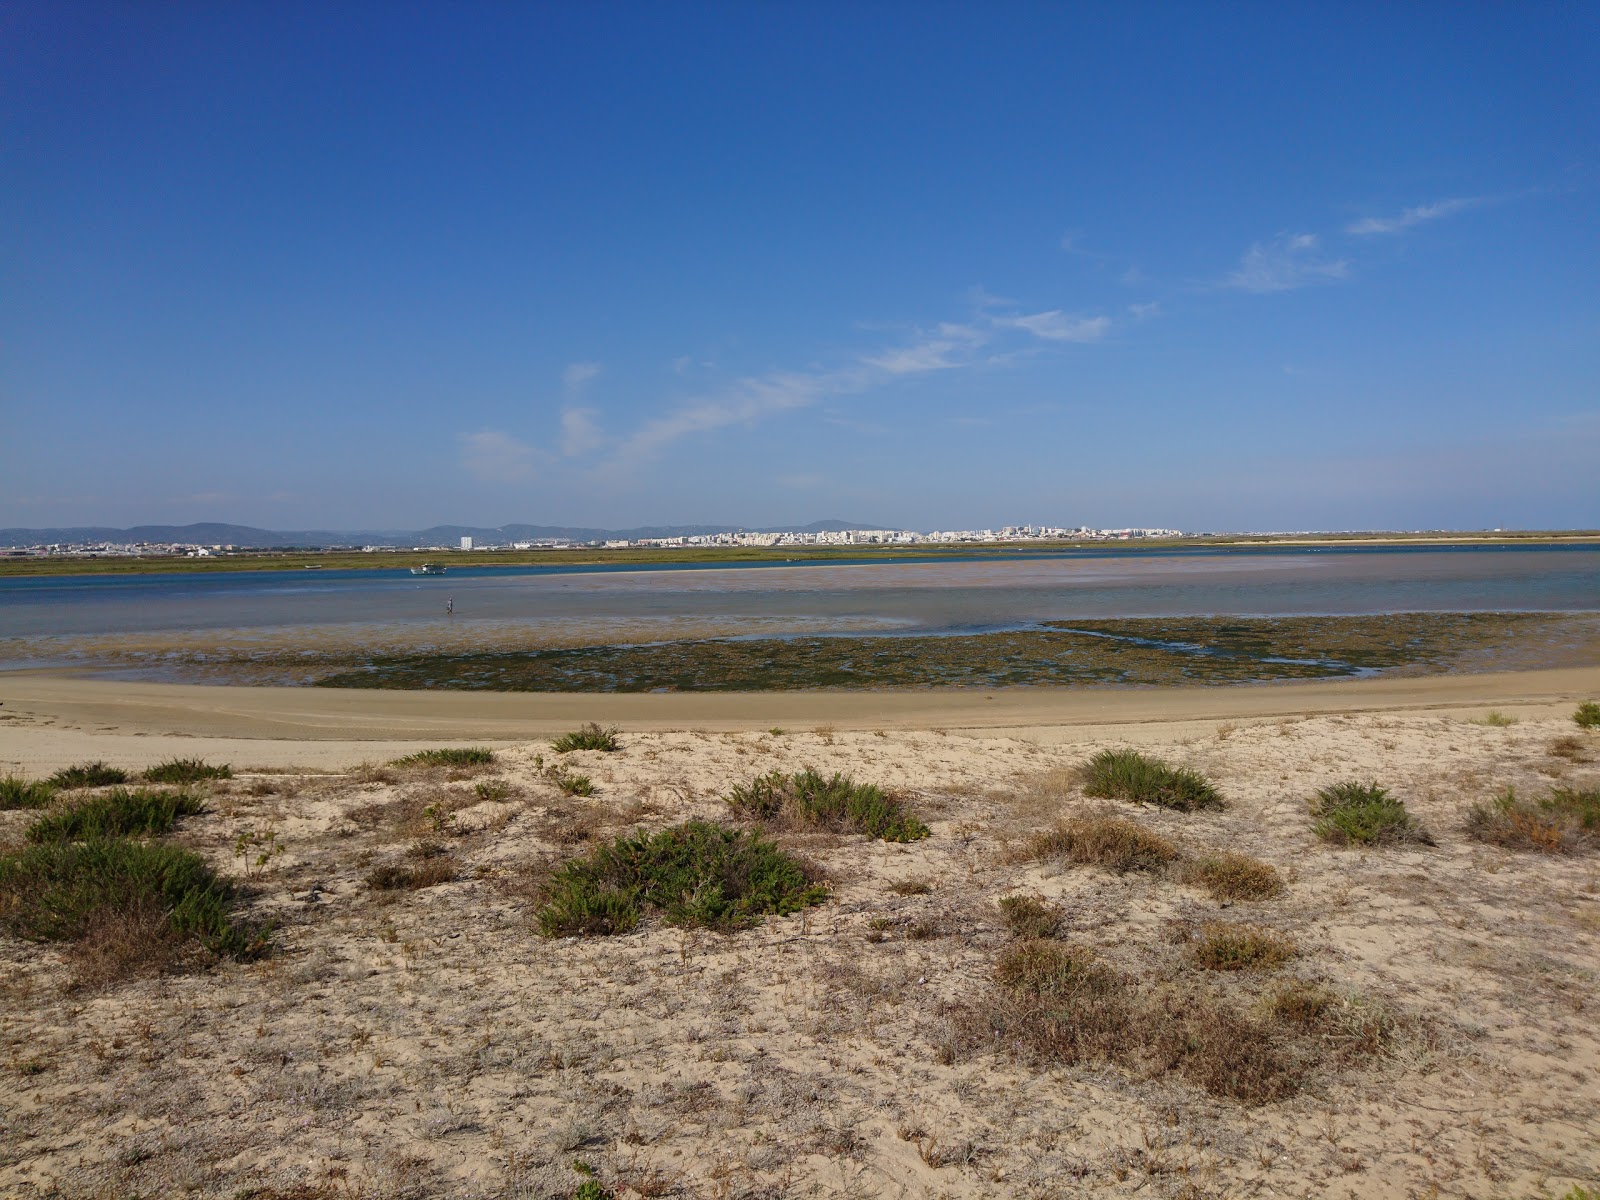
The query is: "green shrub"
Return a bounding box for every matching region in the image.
[391,747,496,767]
[0,837,264,959]
[1310,781,1433,846]
[27,789,205,842]
[1185,851,1285,901]
[725,768,930,841]
[537,820,828,937]
[1079,749,1224,812]
[1574,701,1600,730]
[47,762,129,789]
[0,776,56,810]
[548,768,595,797]
[1466,786,1600,853]
[1024,814,1180,873]
[552,723,622,753]
[141,758,232,784]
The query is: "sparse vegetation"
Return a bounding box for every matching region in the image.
[27,788,205,842]
[537,820,828,936]
[545,766,596,797]
[47,761,129,789]
[1574,701,1600,730]
[474,778,514,801]
[1184,851,1285,901]
[725,768,930,841]
[1023,814,1180,873]
[552,723,622,753]
[141,758,233,784]
[1079,748,1225,812]
[960,939,1300,1104]
[1548,735,1588,761]
[1466,786,1600,853]
[1310,780,1434,846]
[0,775,55,810]
[888,877,933,896]
[1472,710,1518,727]
[1189,921,1298,971]
[998,894,1063,939]
[366,857,456,890]
[0,837,264,961]
[391,747,497,768]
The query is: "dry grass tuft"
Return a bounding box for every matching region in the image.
[365,857,457,891]
[997,894,1063,939]
[1023,814,1180,873]
[1183,851,1285,901]
[1465,786,1600,854]
[955,940,1302,1104]
[888,876,934,896]
[1189,921,1299,971]
[1547,735,1589,762]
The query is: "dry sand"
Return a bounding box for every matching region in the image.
[2,669,1599,1198]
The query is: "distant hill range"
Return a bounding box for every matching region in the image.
[0,520,881,549]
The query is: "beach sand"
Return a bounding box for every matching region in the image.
[2,668,1598,1197]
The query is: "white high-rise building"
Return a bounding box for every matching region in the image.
[460,536,473,550]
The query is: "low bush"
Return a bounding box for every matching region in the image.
[1574,701,1600,730]
[997,895,1063,939]
[726,768,929,842]
[47,761,129,789]
[888,877,934,896]
[552,723,622,753]
[0,837,264,961]
[391,747,496,768]
[960,939,1300,1104]
[1079,749,1224,812]
[537,820,827,937]
[1024,814,1179,873]
[1190,921,1298,971]
[1268,980,1396,1061]
[141,758,232,784]
[1465,786,1600,853]
[548,768,595,797]
[1185,851,1285,901]
[27,788,205,842]
[0,776,55,810]
[1310,781,1434,846]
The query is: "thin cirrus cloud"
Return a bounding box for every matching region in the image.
[1222,232,1350,293]
[1346,197,1481,235]
[596,304,1111,474]
[560,407,606,457]
[562,361,602,388]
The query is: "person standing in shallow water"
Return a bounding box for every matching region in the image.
[445,597,453,616]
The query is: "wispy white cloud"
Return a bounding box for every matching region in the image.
[995,310,1111,342]
[1346,197,1481,235]
[1222,233,1349,293]
[1128,301,1161,320]
[595,300,1112,472]
[562,361,602,389]
[458,430,539,484]
[560,407,605,457]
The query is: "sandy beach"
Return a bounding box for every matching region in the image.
[2,667,1598,1198]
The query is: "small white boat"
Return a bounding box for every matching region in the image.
[409,564,447,576]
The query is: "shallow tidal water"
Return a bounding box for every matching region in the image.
[3,545,1597,687]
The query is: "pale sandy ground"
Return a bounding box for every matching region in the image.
[1,670,1599,1199]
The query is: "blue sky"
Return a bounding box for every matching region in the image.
[3,2,1597,532]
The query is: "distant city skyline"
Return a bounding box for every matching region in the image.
[3,4,1596,532]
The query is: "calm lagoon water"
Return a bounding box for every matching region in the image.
[3,546,1597,647]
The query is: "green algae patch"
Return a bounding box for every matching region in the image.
[311,612,1565,692]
